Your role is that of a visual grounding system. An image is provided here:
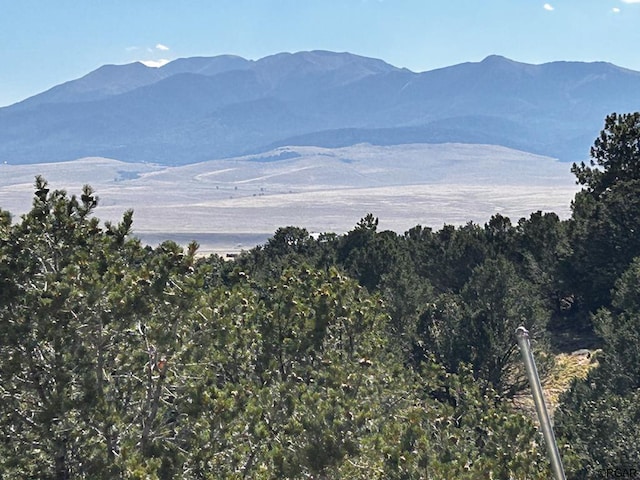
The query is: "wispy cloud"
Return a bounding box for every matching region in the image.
[621,0,640,3]
[128,44,171,67]
[543,3,554,11]
[141,59,170,68]
[612,7,621,12]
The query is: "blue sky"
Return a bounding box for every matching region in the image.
[1,0,640,107]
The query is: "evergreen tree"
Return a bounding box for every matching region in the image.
[0,178,134,478]
[569,112,640,312]
[556,257,640,479]
[417,256,551,398]
[0,179,203,478]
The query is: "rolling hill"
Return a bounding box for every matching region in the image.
[0,144,579,254]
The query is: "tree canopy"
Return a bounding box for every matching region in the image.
[2,111,640,478]
[572,112,640,197]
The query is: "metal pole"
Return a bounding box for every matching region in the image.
[515,326,566,480]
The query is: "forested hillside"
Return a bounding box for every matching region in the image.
[2,113,640,479]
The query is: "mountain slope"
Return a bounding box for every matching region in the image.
[1,51,639,165]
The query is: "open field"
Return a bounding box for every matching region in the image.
[0,143,581,255]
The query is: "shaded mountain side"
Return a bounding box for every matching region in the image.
[1,51,640,165]
[259,116,598,162]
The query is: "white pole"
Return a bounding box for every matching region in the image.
[515,326,566,480]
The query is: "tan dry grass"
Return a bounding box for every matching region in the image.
[513,350,598,421]
[0,144,579,256]
[543,351,598,410]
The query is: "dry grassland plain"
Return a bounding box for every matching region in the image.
[0,143,581,255]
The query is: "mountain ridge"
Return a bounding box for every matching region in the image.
[2,51,640,165]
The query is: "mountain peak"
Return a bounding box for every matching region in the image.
[160,55,251,76]
[479,55,525,67]
[2,51,640,165]
[482,54,511,62]
[252,50,400,90]
[257,50,397,73]
[9,62,165,109]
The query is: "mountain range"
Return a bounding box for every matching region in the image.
[2,50,640,166]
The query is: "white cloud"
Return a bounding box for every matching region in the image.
[622,0,640,3]
[156,43,170,51]
[141,59,170,68]
[543,3,554,11]
[613,7,621,12]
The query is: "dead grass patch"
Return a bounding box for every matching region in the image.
[513,350,599,419]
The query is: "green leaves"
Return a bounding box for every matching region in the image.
[0,178,571,478]
[572,112,640,198]
[0,180,205,478]
[555,257,640,478]
[416,256,551,399]
[568,112,640,312]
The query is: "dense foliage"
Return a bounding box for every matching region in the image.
[1,112,640,478]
